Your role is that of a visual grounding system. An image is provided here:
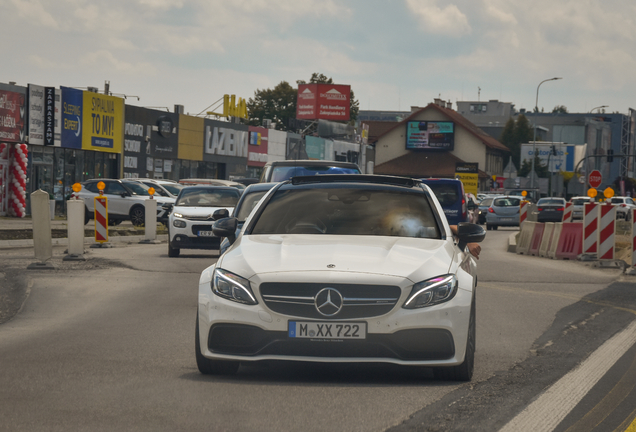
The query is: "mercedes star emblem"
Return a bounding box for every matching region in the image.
[315,287,344,317]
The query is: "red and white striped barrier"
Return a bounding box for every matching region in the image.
[562,202,573,223]
[520,201,529,226]
[583,202,599,255]
[598,203,615,260]
[632,209,636,269]
[94,196,109,243]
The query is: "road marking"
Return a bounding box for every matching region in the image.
[499,319,636,432]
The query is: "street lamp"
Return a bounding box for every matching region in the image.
[531,77,563,191]
[589,105,608,113]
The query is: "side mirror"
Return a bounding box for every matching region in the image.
[456,222,486,251]
[212,208,229,221]
[120,192,130,198]
[212,217,238,245]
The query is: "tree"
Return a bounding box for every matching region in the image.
[297,72,360,122]
[499,114,533,169]
[552,105,568,113]
[246,81,297,130]
[518,155,549,178]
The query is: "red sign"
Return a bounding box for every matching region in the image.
[296,84,350,121]
[588,170,602,188]
[0,89,26,143]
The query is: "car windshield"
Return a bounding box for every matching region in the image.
[493,197,521,207]
[235,191,270,221]
[538,199,565,205]
[251,186,441,238]
[125,182,151,196]
[572,198,590,205]
[425,184,460,207]
[162,183,184,195]
[270,166,360,182]
[176,188,240,207]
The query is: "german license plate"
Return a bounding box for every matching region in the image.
[288,321,367,340]
[198,230,215,237]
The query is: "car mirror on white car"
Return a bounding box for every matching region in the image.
[456,222,486,250]
[212,217,238,244]
[212,208,230,220]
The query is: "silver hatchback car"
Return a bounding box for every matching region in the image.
[485,195,521,230]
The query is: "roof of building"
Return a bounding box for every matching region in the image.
[374,151,489,179]
[361,120,400,143]
[372,103,510,153]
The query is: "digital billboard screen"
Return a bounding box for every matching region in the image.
[406,121,454,151]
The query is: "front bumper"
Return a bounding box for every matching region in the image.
[197,272,473,366]
[169,218,221,250]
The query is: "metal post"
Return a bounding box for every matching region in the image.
[531,77,562,189]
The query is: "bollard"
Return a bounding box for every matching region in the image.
[598,203,615,261]
[91,181,112,248]
[140,187,161,244]
[28,189,55,270]
[64,197,86,261]
[581,202,599,260]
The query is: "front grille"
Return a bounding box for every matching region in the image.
[191,224,216,236]
[184,215,214,221]
[260,283,401,319]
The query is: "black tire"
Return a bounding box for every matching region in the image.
[108,218,122,226]
[130,206,145,227]
[486,224,492,231]
[491,225,498,230]
[195,314,239,375]
[168,242,180,257]
[435,296,475,382]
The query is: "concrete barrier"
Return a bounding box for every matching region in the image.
[539,223,555,258]
[555,222,583,260]
[529,223,546,256]
[547,223,564,259]
[516,221,536,255]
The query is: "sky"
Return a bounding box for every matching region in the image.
[2,0,635,117]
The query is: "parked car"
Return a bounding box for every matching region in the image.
[198,175,485,380]
[73,179,174,226]
[126,179,185,199]
[259,160,361,183]
[485,195,521,230]
[477,197,494,224]
[167,186,241,257]
[536,197,567,223]
[420,178,475,225]
[608,196,636,220]
[219,183,277,255]
[179,179,246,192]
[570,196,593,221]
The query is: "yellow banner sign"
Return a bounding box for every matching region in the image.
[82,93,124,153]
[455,172,478,196]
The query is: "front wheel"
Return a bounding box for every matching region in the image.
[195,314,239,375]
[130,206,145,227]
[168,242,180,257]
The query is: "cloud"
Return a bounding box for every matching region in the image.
[404,0,471,36]
[9,0,59,29]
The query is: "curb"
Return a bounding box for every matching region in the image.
[0,235,169,249]
[508,233,517,253]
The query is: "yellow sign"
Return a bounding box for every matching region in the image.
[207,94,248,119]
[604,187,614,198]
[97,181,105,191]
[455,172,478,196]
[587,188,598,198]
[72,183,82,193]
[148,187,155,196]
[521,190,527,197]
[82,92,124,153]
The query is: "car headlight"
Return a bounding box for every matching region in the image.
[173,219,186,228]
[173,212,184,218]
[403,275,458,309]
[212,269,258,305]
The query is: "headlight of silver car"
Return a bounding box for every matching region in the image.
[403,275,458,309]
[212,269,258,305]
[173,219,186,228]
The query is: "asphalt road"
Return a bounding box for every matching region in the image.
[0,229,633,431]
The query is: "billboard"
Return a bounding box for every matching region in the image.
[82,92,124,153]
[296,84,350,121]
[28,84,61,146]
[406,121,454,151]
[520,142,586,173]
[0,88,26,143]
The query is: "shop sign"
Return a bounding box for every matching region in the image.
[44,87,55,146]
[28,84,61,146]
[204,123,248,157]
[82,92,124,153]
[296,84,350,121]
[0,89,26,143]
[455,162,479,196]
[247,126,268,167]
[61,86,83,149]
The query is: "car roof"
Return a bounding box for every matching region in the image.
[288,174,419,188]
[242,182,278,193]
[265,160,360,169]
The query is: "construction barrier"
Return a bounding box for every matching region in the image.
[562,202,573,223]
[529,223,546,256]
[632,209,636,269]
[539,222,556,257]
[598,203,616,260]
[583,202,599,255]
[94,196,108,243]
[555,222,583,260]
[516,221,536,255]
[519,201,528,227]
[547,223,564,259]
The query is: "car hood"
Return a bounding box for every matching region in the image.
[219,234,455,281]
[172,205,235,217]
